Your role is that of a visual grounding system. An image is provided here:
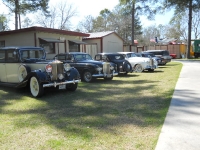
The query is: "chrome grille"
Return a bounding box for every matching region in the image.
[103,62,110,74]
[150,58,154,66]
[51,63,64,80]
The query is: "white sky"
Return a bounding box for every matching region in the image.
[0,0,173,30]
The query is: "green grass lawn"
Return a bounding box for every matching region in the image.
[0,62,182,150]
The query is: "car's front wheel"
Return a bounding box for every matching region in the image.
[134,64,143,73]
[66,83,78,91]
[82,71,93,82]
[30,76,44,97]
[104,76,113,80]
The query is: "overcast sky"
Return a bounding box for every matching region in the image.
[0,0,173,30]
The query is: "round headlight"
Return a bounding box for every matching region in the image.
[45,64,52,72]
[64,63,71,71]
[58,74,64,80]
[110,66,114,70]
[96,67,102,72]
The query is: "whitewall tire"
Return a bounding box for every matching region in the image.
[30,76,44,97]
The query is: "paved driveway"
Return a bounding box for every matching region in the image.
[155,60,200,150]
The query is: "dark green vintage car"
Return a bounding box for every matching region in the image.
[0,46,81,97]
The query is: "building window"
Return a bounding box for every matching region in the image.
[39,40,55,54]
[0,41,5,47]
[69,41,80,52]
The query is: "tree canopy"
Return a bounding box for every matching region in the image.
[2,0,49,29]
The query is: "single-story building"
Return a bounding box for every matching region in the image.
[83,31,124,54]
[0,26,90,59]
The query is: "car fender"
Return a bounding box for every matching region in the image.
[16,70,47,88]
[68,67,81,80]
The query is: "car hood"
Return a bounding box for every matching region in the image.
[126,57,150,62]
[77,60,114,66]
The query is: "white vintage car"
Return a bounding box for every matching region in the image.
[118,52,158,72]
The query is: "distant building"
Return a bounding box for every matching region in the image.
[83,31,124,53]
[0,26,89,59]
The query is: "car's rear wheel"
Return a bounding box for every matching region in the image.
[83,71,93,82]
[30,76,44,97]
[123,61,132,73]
[104,76,113,80]
[66,83,78,91]
[148,69,154,72]
[134,64,143,73]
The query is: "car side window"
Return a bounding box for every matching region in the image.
[66,55,72,61]
[6,50,18,63]
[57,55,66,61]
[95,55,101,61]
[102,55,108,62]
[0,50,5,62]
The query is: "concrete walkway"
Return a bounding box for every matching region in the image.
[155,60,200,150]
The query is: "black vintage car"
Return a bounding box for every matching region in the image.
[0,46,81,97]
[94,53,132,75]
[54,52,118,82]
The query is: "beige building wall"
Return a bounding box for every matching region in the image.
[103,34,123,53]
[83,39,100,53]
[35,32,82,59]
[0,32,35,46]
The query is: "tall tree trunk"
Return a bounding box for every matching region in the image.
[131,2,135,48]
[19,13,21,29]
[15,0,19,30]
[187,0,192,59]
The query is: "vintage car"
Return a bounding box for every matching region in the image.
[117,52,158,72]
[0,46,81,97]
[145,50,172,65]
[54,52,118,82]
[136,52,164,65]
[94,53,132,75]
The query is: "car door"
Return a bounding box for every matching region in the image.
[0,49,7,82]
[67,54,86,72]
[5,49,20,83]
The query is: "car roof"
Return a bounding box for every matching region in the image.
[117,52,135,54]
[141,52,153,54]
[0,46,43,50]
[117,52,136,54]
[146,50,167,52]
[58,52,88,55]
[97,53,123,55]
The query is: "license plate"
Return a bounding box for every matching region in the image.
[106,74,111,78]
[59,84,66,89]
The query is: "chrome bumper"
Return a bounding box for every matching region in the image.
[43,79,81,88]
[92,72,118,77]
[145,65,157,69]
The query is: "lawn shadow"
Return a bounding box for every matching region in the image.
[0,62,181,142]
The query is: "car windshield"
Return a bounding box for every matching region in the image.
[163,51,169,56]
[74,54,93,61]
[110,55,124,60]
[144,53,155,57]
[135,53,141,57]
[20,49,45,61]
[126,53,138,58]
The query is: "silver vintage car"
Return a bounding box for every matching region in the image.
[0,46,81,97]
[118,52,158,72]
